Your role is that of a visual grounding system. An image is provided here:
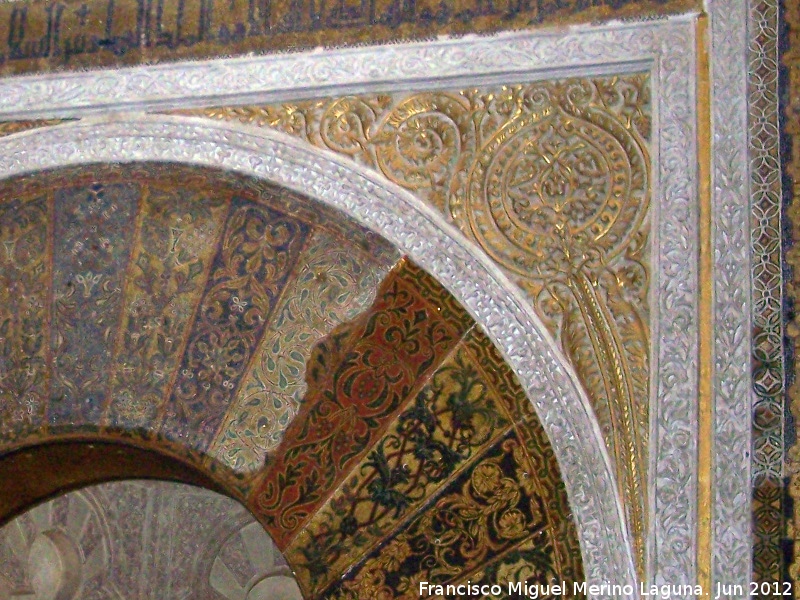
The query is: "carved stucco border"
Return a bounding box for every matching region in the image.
[0,20,701,591]
[708,0,755,593]
[0,21,683,120]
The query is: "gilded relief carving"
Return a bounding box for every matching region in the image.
[187,73,652,572]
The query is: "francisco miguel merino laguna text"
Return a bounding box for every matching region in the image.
[418,580,706,598]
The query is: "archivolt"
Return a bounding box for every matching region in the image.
[0,115,636,592]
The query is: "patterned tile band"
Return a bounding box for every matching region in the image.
[251,260,473,546]
[748,0,785,588]
[159,199,311,450]
[208,228,394,480]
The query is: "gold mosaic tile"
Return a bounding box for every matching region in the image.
[0,162,584,594]
[104,184,230,433]
[325,429,579,600]
[285,338,512,595]
[0,194,51,444]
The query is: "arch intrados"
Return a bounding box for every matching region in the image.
[0,437,233,528]
[0,115,636,591]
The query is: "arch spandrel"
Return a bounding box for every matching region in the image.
[184,74,652,574]
[0,160,586,598]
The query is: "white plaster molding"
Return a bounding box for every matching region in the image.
[708,0,756,593]
[0,19,702,593]
[645,20,699,589]
[0,19,690,120]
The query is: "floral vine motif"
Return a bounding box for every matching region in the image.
[284,346,511,594]
[159,199,310,449]
[191,73,652,574]
[104,187,230,430]
[209,230,393,478]
[251,261,471,548]
[50,183,139,427]
[327,433,555,599]
[0,197,50,441]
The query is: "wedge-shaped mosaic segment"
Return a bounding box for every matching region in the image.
[50,182,140,428]
[105,184,230,431]
[158,199,311,450]
[324,429,581,600]
[284,341,513,594]
[250,260,474,546]
[209,229,394,478]
[0,195,50,443]
[254,272,583,599]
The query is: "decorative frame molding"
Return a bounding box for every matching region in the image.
[708,0,757,593]
[0,19,704,592]
[0,21,683,121]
